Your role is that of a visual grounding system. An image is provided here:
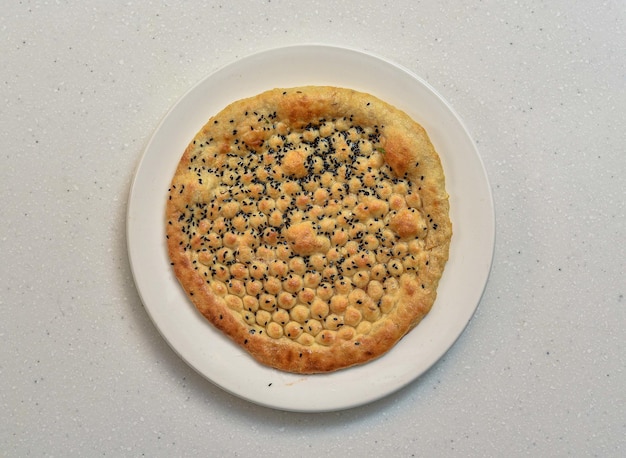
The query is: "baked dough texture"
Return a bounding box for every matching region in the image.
[166,86,452,373]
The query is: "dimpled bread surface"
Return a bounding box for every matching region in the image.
[166,86,452,373]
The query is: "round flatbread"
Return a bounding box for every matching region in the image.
[166,86,451,373]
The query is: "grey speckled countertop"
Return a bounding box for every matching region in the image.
[2,1,625,456]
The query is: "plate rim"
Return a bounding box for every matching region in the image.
[126,43,495,412]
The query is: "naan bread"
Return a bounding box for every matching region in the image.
[166,86,451,373]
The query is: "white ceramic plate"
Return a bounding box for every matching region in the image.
[127,44,495,412]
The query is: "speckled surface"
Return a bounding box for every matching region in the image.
[2,0,625,456]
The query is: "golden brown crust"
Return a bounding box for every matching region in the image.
[166,86,451,373]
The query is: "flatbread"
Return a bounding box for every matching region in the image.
[166,86,451,373]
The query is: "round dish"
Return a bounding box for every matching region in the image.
[126,44,495,412]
